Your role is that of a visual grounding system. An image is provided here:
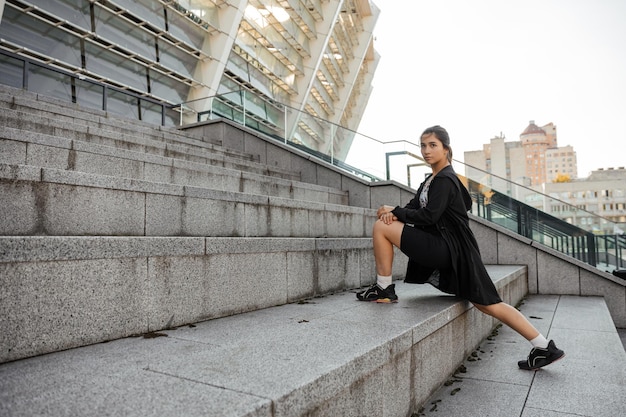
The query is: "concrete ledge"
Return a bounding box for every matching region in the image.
[0,266,527,417]
[0,236,404,363]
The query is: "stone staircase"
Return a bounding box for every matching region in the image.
[1,84,624,416]
[0,84,395,364]
[0,268,530,417]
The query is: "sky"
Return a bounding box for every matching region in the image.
[357,0,626,178]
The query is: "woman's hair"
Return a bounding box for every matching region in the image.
[421,125,453,163]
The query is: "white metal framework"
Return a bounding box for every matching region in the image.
[0,0,380,157]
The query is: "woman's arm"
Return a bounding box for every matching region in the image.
[391,177,456,226]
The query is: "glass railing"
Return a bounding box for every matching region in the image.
[456,163,608,270]
[173,91,625,273]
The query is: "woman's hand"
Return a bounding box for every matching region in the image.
[377,205,397,224]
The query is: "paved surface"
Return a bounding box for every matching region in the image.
[0,292,624,417]
[418,295,626,417]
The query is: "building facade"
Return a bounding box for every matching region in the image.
[0,0,380,160]
[543,167,626,234]
[463,121,626,234]
[464,120,578,187]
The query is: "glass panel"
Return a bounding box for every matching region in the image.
[264,102,283,126]
[163,107,180,127]
[109,0,166,31]
[28,65,73,102]
[217,76,240,94]
[224,54,251,84]
[0,8,82,67]
[244,118,260,131]
[212,99,235,121]
[158,40,197,79]
[243,92,268,120]
[93,5,156,61]
[166,8,208,50]
[221,90,243,107]
[0,54,24,88]
[149,69,190,103]
[85,42,147,91]
[247,64,276,98]
[139,99,163,125]
[30,0,91,31]
[75,79,104,111]
[106,89,139,120]
[175,0,219,28]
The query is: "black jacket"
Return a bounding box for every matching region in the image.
[392,165,502,305]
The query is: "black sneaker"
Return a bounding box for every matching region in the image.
[518,340,565,370]
[356,284,398,303]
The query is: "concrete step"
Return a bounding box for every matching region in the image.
[419,295,626,417]
[0,85,395,212]
[0,106,300,182]
[0,126,348,205]
[0,266,528,417]
[0,163,365,237]
[0,235,400,363]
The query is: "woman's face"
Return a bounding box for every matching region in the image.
[420,133,448,166]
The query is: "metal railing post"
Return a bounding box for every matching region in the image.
[330,124,335,165]
[23,60,29,90]
[284,105,287,144]
[242,90,246,128]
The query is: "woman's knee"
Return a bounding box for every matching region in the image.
[373,220,403,246]
[373,219,393,235]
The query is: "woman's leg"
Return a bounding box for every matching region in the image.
[472,302,539,340]
[372,219,404,276]
[357,220,405,302]
[474,301,565,370]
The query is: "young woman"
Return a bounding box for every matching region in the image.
[356,125,564,370]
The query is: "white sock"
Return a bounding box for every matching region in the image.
[376,274,392,289]
[530,334,549,349]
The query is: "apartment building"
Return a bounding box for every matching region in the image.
[544,167,626,234]
[463,121,626,234]
[464,120,578,187]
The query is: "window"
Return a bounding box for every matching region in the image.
[121,0,166,31]
[166,8,208,50]
[94,6,157,61]
[0,8,82,67]
[37,0,91,31]
[158,39,199,79]
[85,42,147,91]
[149,69,189,103]
[0,54,24,88]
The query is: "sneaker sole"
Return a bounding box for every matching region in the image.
[373,298,398,303]
[521,352,566,371]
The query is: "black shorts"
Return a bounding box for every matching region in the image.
[399,224,451,269]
